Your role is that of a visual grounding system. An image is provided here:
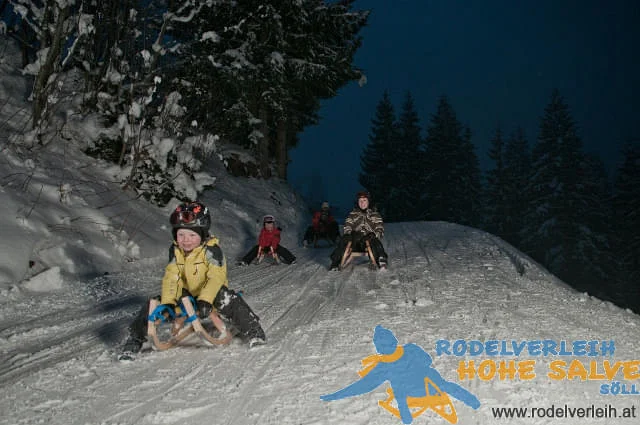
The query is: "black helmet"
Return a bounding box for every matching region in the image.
[169,201,211,240]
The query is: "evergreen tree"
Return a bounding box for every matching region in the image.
[611,143,640,310]
[388,91,423,222]
[421,96,481,225]
[422,96,459,221]
[359,91,398,217]
[521,89,611,294]
[502,127,531,246]
[484,127,508,236]
[573,154,614,294]
[521,90,575,270]
[171,0,369,178]
[456,126,483,226]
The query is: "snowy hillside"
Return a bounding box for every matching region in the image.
[0,32,306,290]
[1,219,639,425]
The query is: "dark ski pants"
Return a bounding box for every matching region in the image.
[303,222,339,244]
[242,245,296,264]
[329,232,388,267]
[125,287,265,351]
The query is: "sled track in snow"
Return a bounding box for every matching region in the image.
[99,261,339,425]
[219,263,346,425]
[101,360,211,424]
[230,261,301,297]
[0,294,144,387]
[398,223,446,272]
[260,261,336,343]
[315,266,361,351]
[0,294,144,336]
[0,314,130,387]
[228,261,287,283]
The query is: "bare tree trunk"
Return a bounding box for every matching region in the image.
[122,119,145,190]
[258,106,271,178]
[32,4,69,128]
[276,118,287,179]
[20,23,31,69]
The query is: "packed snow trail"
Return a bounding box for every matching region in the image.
[1,222,639,425]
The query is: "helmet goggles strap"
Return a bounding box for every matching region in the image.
[171,202,204,226]
[171,210,197,225]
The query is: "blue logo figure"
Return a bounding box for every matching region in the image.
[321,326,480,424]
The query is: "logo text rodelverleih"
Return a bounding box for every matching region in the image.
[436,339,640,395]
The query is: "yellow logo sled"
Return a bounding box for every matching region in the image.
[379,377,458,424]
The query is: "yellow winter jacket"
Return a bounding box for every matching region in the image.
[160,236,228,307]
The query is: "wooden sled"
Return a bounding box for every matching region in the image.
[257,248,280,265]
[311,232,338,248]
[379,377,458,424]
[339,239,377,270]
[147,297,233,351]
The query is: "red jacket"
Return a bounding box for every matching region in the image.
[258,227,281,249]
[312,210,336,231]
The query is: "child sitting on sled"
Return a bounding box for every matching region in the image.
[302,201,340,247]
[119,201,266,360]
[239,215,296,265]
[329,191,388,271]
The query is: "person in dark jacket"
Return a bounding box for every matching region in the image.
[329,191,388,270]
[303,201,340,247]
[119,201,266,360]
[240,215,296,265]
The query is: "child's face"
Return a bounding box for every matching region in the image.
[358,197,369,209]
[264,222,274,230]
[176,228,202,252]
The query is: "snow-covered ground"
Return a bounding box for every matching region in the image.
[1,217,639,425]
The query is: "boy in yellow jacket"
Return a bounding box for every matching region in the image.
[120,201,266,360]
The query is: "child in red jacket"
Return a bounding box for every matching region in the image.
[303,201,340,246]
[239,215,296,265]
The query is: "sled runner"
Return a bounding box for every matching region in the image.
[147,296,232,351]
[339,239,377,270]
[257,249,280,265]
[310,232,338,248]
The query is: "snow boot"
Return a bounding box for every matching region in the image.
[249,336,267,348]
[329,260,340,271]
[118,336,144,361]
[378,257,387,270]
[247,326,266,348]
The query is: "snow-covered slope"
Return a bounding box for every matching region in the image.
[0,34,306,291]
[1,221,638,425]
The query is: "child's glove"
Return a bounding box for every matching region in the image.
[196,300,213,319]
[149,304,176,322]
[363,232,376,242]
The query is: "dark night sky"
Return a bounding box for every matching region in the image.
[287,0,640,214]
